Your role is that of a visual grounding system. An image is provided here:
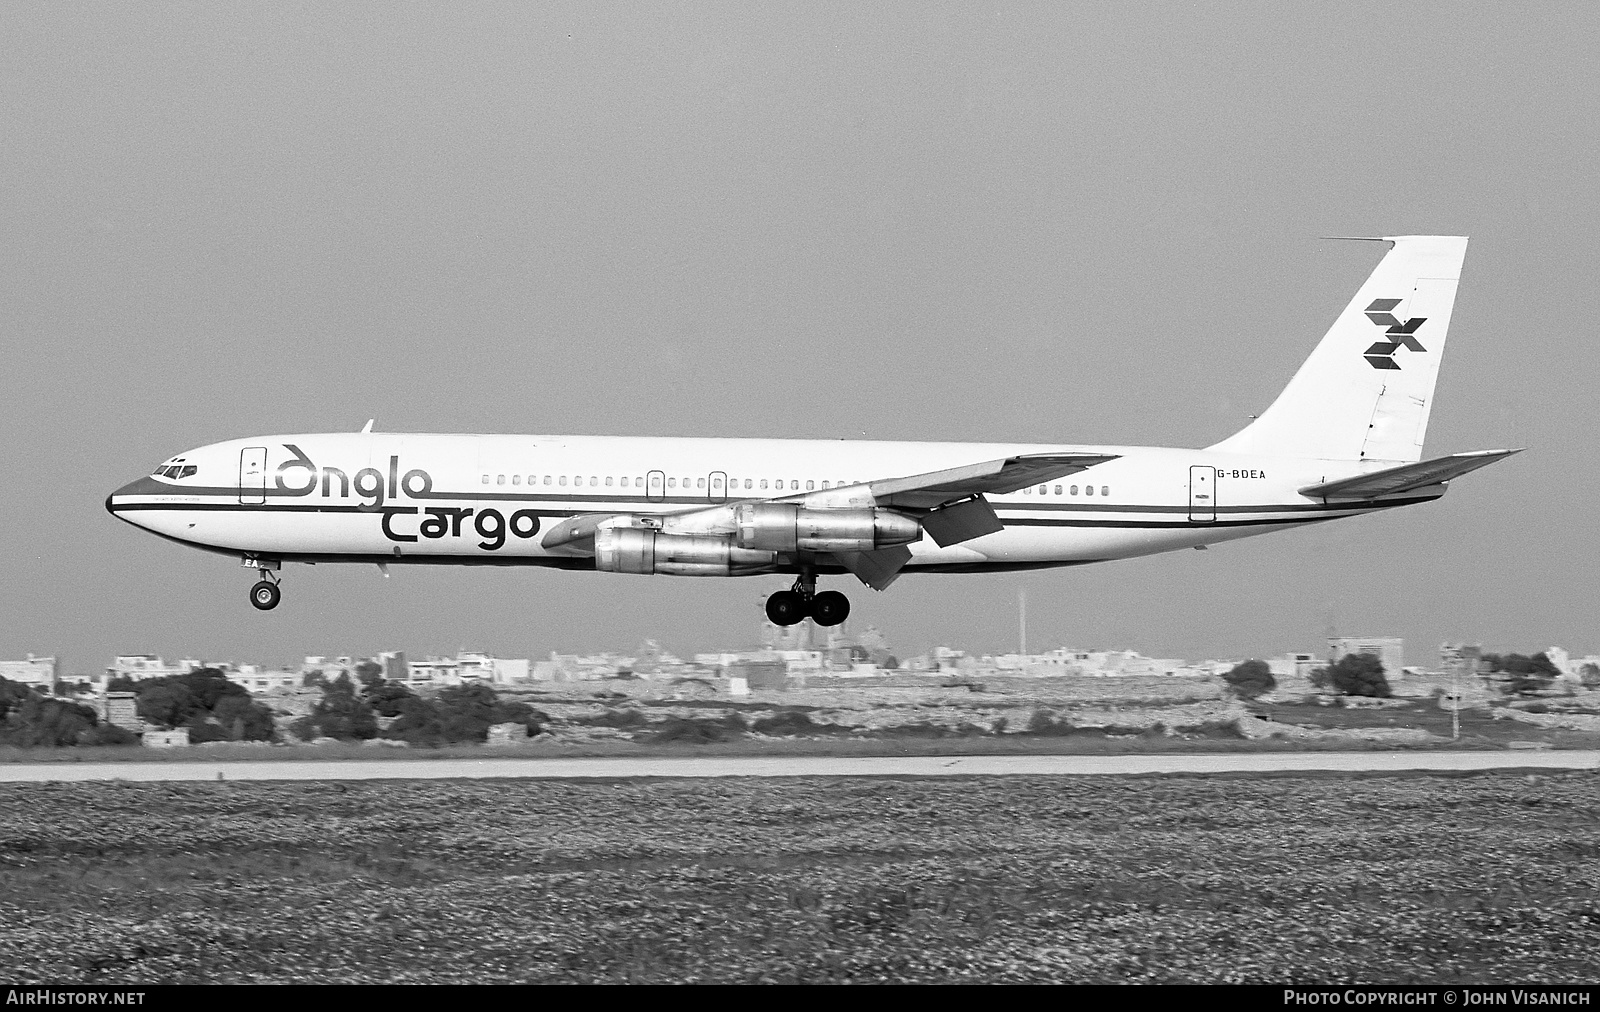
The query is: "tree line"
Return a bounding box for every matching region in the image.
[3,664,545,748]
[1224,649,1581,701]
[289,669,544,746]
[0,678,137,746]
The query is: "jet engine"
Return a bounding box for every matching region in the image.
[594,528,776,577]
[732,503,921,553]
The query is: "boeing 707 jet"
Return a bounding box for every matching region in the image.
[108,235,1516,626]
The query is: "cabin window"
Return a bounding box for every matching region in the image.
[759,480,768,490]
[619,477,628,487]
[589,476,597,487]
[543,476,551,485]
[559,476,567,486]
[744,479,752,489]
[1039,485,1048,494]
[1070,485,1078,495]
[511,475,520,485]
[481,475,490,485]
[1023,486,1031,495]
[635,476,644,486]
[1085,485,1094,496]
[821,481,829,489]
[605,476,613,486]
[1054,485,1062,495]
[1101,486,1110,497]
[668,478,676,488]
[790,480,799,490]
[179,466,196,478]
[806,480,814,491]
[697,478,705,489]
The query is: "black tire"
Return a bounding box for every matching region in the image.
[810,590,850,627]
[765,590,808,626]
[249,581,281,611]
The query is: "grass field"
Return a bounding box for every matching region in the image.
[3,771,1599,983]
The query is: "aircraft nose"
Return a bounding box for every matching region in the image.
[106,476,166,516]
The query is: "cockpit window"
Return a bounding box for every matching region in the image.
[151,460,197,479]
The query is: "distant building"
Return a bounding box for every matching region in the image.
[380,651,407,682]
[761,606,820,651]
[98,692,142,732]
[106,655,199,683]
[143,728,189,748]
[407,652,531,687]
[977,648,1193,677]
[728,660,788,691]
[1329,637,1404,676]
[0,655,58,690]
[223,665,301,693]
[300,655,357,678]
[535,652,626,681]
[1268,653,1323,679]
[458,652,530,685]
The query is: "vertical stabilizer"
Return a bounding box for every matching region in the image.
[1208,236,1468,462]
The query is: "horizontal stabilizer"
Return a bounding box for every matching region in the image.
[1299,449,1521,499]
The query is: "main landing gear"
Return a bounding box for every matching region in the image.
[246,561,282,611]
[765,570,850,628]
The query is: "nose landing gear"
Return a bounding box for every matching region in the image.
[250,580,281,610]
[765,570,851,628]
[245,558,282,611]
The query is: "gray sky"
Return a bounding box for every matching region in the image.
[4,2,1595,674]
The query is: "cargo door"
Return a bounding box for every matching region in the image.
[240,447,268,505]
[1188,465,1216,523]
[646,470,666,502]
[708,471,727,502]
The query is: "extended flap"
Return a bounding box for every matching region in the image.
[920,496,1004,547]
[836,545,914,591]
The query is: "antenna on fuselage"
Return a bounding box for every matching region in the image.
[360,419,375,434]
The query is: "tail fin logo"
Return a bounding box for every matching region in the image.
[1363,299,1427,370]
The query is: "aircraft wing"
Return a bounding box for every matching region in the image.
[866,453,1120,509]
[542,452,1120,566]
[1298,449,1521,500]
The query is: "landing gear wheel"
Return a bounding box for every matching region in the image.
[765,590,809,626]
[810,590,850,627]
[249,580,281,611]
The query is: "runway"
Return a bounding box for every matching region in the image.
[1,750,1596,782]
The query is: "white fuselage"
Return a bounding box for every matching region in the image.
[107,433,1436,575]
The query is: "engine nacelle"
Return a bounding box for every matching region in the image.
[732,503,921,553]
[594,528,776,577]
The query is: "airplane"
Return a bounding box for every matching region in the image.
[107,234,1518,625]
